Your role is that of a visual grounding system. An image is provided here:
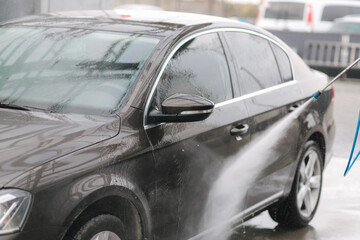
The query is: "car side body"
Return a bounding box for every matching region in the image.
[0,10,335,240]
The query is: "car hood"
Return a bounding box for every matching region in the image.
[0,109,120,187]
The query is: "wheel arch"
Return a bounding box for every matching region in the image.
[281,129,326,199]
[62,186,151,240]
[307,131,326,166]
[291,129,327,185]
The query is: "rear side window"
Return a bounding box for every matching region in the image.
[321,6,360,21]
[264,2,305,20]
[225,32,282,95]
[153,33,232,108]
[270,43,293,82]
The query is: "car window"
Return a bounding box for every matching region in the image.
[0,27,159,115]
[321,6,360,21]
[225,32,282,95]
[153,32,232,109]
[263,2,305,20]
[330,22,360,33]
[270,42,293,82]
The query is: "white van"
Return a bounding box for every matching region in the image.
[256,0,360,32]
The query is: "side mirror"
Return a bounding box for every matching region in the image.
[148,93,214,123]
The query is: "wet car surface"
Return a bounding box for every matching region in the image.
[0,10,334,240]
[230,80,358,240]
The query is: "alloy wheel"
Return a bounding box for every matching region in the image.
[296,149,322,218]
[90,231,121,240]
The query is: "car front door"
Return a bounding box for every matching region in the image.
[144,32,254,240]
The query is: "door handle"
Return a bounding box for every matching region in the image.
[288,104,300,112]
[230,124,249,141]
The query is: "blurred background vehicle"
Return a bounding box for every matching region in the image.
[115,4,163,10]
[256,0,360,32]
[329,15,360,34]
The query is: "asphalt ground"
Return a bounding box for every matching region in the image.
[230,79,360,240]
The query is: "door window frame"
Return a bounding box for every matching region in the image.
[143,28,296,129]
[220,29,296,98]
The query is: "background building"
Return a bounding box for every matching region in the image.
[0,0,114,22]
[0,0,257,22]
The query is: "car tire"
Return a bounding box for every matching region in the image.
[268,140,323,228]
[68,214,127,240]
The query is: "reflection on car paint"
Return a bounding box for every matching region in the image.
[0,10,336,240]
[190,98,315,240]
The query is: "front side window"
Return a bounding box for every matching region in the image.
[225,32,282,95]
[0,27,159,115]
[153,32,232,110]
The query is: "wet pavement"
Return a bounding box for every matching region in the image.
[231,79,360,240]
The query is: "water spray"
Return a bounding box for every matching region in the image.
[312,57,360,99]
[193,57,360,240]
[311,57,360,176]
[310,57,360,175]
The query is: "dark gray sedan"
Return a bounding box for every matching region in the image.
[0,10,334,240]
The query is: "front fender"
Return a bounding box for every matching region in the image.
[61,182,151,240]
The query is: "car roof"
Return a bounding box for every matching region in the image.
[1,10,241,38]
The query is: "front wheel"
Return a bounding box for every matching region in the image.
[269,141,323,228]
[68,214,127,240]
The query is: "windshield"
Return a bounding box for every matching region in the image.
[0,27,159,115]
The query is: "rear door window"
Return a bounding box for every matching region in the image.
[224,32,282,95]
[321,6,360,21]
[153,32,232,109]
[270,42,293,82]
[264,2,305,20]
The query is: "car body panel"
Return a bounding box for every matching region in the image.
[0,109,120,187]
[5,107,154,239]
[146,100,251,239]
[240,83,304,208]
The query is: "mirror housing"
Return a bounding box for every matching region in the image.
[149,93,214,123]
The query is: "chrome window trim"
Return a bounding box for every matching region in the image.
[221,29,296,85]
[143,27,296,129]
[215,80,297,108]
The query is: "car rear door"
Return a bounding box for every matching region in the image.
[144,31,253,240]
[223,31,305,209]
